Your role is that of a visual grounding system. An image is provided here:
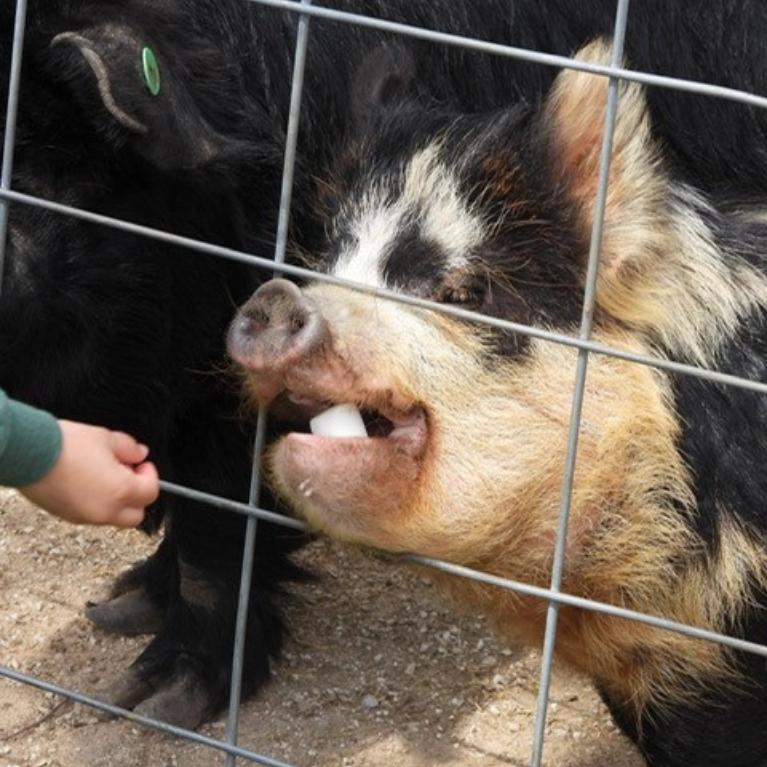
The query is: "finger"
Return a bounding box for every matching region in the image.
[111,431,150,465]
[132,462,161,505]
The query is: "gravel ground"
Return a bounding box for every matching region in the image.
[0,489,644,767]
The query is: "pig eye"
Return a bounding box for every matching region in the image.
[438,279,485,307]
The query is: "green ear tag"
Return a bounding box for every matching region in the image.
[142,47,161,96]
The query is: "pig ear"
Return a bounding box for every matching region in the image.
[47,25,255,172]
[350,44,418,128]
[543,39,667,286]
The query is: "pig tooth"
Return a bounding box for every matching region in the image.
[309,403,367,438]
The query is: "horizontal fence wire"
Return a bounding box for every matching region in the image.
[154,480,767,662]
[6,186,767,397]
[0,666,296,767]
[2,1,767,766]
[248,0,767,111]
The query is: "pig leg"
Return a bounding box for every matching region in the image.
[96,503,305,727]
[94,401,307,727]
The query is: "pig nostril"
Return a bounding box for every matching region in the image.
[235,314,265,340]
[289,311,307,334]
[243,308,270,331]
[239,316,255,335]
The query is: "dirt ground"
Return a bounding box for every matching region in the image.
[0,488,643,767]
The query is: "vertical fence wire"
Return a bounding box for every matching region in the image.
[224,3,313,765]
[0,0,27,294]
[528,1,631,763]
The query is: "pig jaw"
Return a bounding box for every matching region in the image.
[268,424,427,549]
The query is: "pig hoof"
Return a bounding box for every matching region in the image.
[94,668,213,729]
[133,675,212,730]
[86,579,125,606]
[85,589,164,635]
[87,557,157,605]
[93,667,154,719]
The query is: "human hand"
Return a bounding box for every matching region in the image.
[19,420,160,527]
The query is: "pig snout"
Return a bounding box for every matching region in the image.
[227,279,328,399]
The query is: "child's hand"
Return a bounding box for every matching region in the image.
[20,420,160,527]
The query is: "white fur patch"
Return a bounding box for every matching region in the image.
[655,184,767,363]
[331,144,485,290]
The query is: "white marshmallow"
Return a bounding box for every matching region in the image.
[309,403,367,438]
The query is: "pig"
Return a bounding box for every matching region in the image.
[5,0,766,731]
[0,0,308,729]
[228,26,767,767]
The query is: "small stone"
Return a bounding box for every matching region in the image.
[362,694,379,709]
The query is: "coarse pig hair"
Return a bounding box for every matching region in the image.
[228,13,767,767]
[5,0,767,740]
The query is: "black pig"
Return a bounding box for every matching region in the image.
[0,0,304,729]
[229,24,767,767]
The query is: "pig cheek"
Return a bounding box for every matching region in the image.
[268,435,421,549]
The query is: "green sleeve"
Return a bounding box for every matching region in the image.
[0,389,63,487]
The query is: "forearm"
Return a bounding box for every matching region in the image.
[0,389,62,487]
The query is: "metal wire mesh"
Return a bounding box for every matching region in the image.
[2,1,767,765]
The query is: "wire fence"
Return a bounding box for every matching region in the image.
[2,0,767,765]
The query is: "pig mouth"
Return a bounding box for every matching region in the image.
[266,383,430,511]
[267,385,430,539]
[277,389,429,455]
[265,386,430,545]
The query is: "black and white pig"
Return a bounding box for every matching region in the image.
[5,0,767,733]
[228,22,767,767]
